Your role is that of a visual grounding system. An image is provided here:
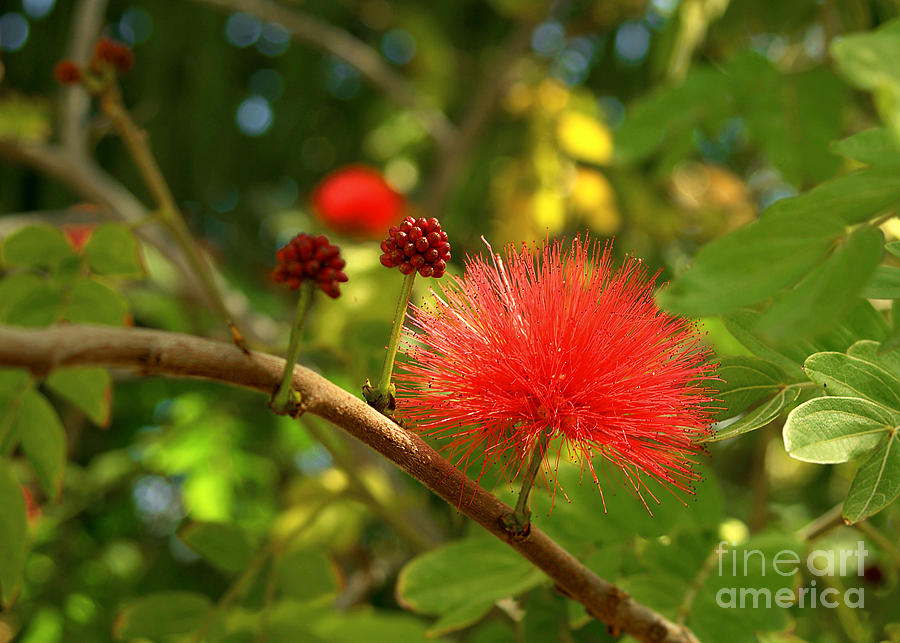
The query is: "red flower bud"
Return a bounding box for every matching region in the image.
[272,233,348,298]
[379,216,450,278]
[53,60,82,85]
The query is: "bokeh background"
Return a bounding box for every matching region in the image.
[1,0,899,641]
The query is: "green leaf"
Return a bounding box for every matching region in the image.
[309,607,439,643]
[397,537,543,635]
[864,266,900,299]
[658,211,844,316]
[16,391,66,501]
[45,368,112,427]
[756,227,883,342]
[887,240,900,258]
[711,356,789,420]
[521,588,570,643]
[113,591,213,640]
[833,128,900,169]
[763,169,900,225]
[63,278,129,326]
[832,29,900,143]
[848,340,900,379]
[721,310,806,379]
[705,385,801,442]
[0,461,28,606]
[276,548,338,600]
[179,522,256,574]
[83,223,146,278]
[804,351,900,410]
[1,225,76,270]
[784,396,895,463]
[0,274,62,327]
[844,432,900,523]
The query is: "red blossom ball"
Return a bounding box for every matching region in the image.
[272,233,348,298]
[53,60,81,85]
[312,166,405,238]
[379,216,450,278]
[93,38,134,74]
[395,236,717,509]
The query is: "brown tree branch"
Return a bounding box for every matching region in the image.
[0,324,697,643]
[191,0,456,149]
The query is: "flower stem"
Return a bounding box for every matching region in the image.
[270,281,314,416]
[504,441,545,537]
[365,271,415,414]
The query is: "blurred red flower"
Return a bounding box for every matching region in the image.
[396,236,717,510]
[312,166,405,239]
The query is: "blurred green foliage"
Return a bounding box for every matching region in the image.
[3,0,900,642]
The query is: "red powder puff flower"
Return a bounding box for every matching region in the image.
[312,166,405,239]
[54,60,81,85]
[272,233,348,298]
[395,236,717,510]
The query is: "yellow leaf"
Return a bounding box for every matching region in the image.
[557,112,613,165]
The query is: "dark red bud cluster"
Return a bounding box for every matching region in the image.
[53,38,134,86]
[53,60,81,85]
[379,216,450,278]
[273,233,348,298]
[92,38,134,74]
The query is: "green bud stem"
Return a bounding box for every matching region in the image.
[270,280,315,416]
[366,271,416,414]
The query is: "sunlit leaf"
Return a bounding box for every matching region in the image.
[804,351,900,410]
[784,396,894,463]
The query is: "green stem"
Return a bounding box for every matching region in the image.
[270,281,315,416]
[365,272,416,413]
[513,443,544,524]
[378,272,416,396]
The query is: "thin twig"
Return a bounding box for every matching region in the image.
[0,324,697,643]
[191,0,455,148]
[676,546,718,625]
[98,87,247,350]
[60,0,108,154]
[796,503,845,542]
